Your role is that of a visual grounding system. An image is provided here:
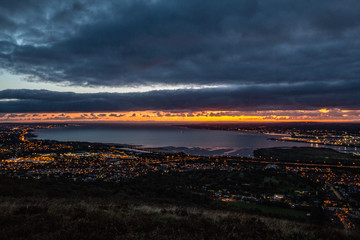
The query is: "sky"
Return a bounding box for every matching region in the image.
[0,0,360,122]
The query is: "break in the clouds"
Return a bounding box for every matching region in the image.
[2,109,360,122]
[1,79,360,112]
[0,0,360,113]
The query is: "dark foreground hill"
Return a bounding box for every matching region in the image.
[0,175,359,240]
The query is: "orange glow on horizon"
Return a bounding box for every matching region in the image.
[1,109,360,123]
[319,108,330,113]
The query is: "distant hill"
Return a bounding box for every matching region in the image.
[254,147,360,166]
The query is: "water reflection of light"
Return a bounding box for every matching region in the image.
[315,144,319,148]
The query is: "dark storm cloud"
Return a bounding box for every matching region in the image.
[1,80,359,112]
[0,0,359,87]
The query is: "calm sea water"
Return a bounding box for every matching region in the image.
[34,124,356,157]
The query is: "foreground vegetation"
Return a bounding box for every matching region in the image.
[0,175,359,240]
[1,200,355,240]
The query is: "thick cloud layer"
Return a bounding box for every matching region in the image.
[0,0,359,114]
[0,0,360,87]
[1,80,359,112]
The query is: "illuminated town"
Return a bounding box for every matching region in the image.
[1,123,360,231]
[184,123,360,154]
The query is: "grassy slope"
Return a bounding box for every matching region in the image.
[0,176,359,240]
[229,201,308,219]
